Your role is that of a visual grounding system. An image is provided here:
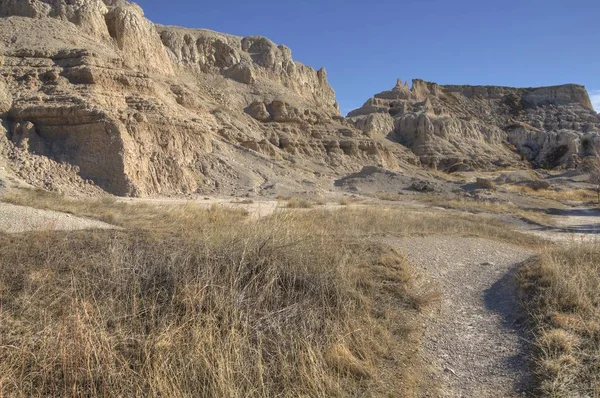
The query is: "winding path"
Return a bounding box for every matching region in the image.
[384,236,534,397]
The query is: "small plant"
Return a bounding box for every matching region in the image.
[339,197,350,206]
[475,178,496,191]
[286,198,313,208]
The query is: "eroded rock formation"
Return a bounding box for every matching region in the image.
[348,79,600,170]
[0,0,415,196]
[1,1,597,197]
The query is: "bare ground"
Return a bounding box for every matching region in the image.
[0,202,115,233]
[523,206,600,243]
[382,236,534,397]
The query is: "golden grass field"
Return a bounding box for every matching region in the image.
[7,188,599,396]
[0,198,430,396]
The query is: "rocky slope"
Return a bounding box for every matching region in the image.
[348,79,600,171]
[0,0,416,196]
[0,1,597,197]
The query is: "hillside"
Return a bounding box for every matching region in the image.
[348,79,600,171]
[0,1,598,198]
[0,0,416,197]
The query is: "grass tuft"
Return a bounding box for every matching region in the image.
[0,190,440,397]
[519,244,600,396]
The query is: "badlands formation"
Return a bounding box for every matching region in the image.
[0,0,598,197]
[348,79,600,171]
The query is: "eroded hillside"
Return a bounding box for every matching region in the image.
[348,79,600,171]
[0,0,598,198]
[0,0,416,196]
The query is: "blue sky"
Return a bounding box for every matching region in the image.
[141,0,600,115]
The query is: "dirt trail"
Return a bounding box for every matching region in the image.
[524,207,600,243]
[384,236,533,397]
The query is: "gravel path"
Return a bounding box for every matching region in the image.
[0,202,115,233]
[383,236,534,397]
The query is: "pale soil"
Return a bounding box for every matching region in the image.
[0,202,114,233]
[385,236,534,397]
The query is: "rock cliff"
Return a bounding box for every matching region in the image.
[1,1,597,197]
[0,0,415,196]
[348,79,600,171]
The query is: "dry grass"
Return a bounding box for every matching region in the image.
[231,198,255,204]
[376,192,407,202]
[406,194,553,227]
[504,185,597,203]
[519,244,600,397]
[299,207,541,246]
[1,189,249,233]
[339,196,362,206]
[0,188,546,396]
[0,190,442,397]
[3,189,541,247]
[285,197,315,209]
[275,195,327,208]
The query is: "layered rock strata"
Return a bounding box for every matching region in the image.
[0,0,416,196]
[348,79,600,170]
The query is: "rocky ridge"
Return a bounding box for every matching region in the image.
[348,79,600,171]
[0,0,416,196]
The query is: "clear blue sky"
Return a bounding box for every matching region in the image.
[141,0,600,115]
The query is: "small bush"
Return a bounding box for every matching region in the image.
[286,198,314,208]
[475,178,496,190]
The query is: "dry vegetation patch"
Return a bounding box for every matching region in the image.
[0,188,544,396]
[1,189,249,232]
[285,197,315,208]
[0,193,440,397]
[398,193,554,228]
[504,185,597,203]
[2,189,540,246]
[519,244,600,396]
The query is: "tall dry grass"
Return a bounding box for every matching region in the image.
[378,192,553,231]
[0,195,438,397]
[519,244,600,397]
[2,189,541,246]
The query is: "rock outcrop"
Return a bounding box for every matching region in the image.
[348,79,600,170]
[1,1,596,197]
[0,0,416,196]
